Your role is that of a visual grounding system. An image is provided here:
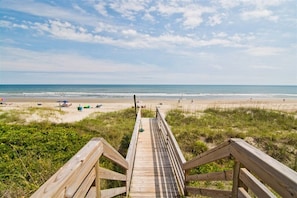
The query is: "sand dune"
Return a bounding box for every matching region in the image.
[1,98,296,123]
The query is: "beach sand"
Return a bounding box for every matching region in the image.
[1,97,296,123]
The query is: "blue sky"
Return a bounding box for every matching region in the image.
[0,0,296,85]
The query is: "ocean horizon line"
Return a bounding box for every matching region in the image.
[1,84,296,86]
[0,84,296,100]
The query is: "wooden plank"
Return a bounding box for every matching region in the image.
[95,161,100,198]
[102,139,128,169]
[129,118,180,197]
[130,185,179,193]
[99,167,126,181]
[85,187,96,198]
[129,192,179,198]
[101,187,126,198]
[156,108,186,164]
[156,109,186,195]
[73,168,96,198]
[232,161,241,197]
[130,176,178,185]
[126,109,141,193]
[186,187,232,198]
[238,187,251,198]
[230,138,297,198]
[183,140,231,170]
[65,145,104,197]
[186,170,233,182]
[31,138,104,198]
[240,168,276,198]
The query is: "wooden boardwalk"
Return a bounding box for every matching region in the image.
[129,118,180,198]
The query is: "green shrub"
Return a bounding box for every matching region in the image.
[0,107,143,197]
[166,108,297,170]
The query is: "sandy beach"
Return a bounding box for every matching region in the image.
[1,97,297,123]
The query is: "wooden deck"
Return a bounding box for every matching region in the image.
[129,118,180,198]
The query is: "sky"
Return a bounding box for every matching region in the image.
[0,0,296,85]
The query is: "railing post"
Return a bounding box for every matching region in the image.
[184,169,189,196]
[95,160,101,198]
[232,160,243,197]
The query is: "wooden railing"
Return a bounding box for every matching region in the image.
[156,107,297,198]
[183,139,297,197]
[156,107,186,195]
[31,108,142,198]
[125,108,142,193]
[31,138,128,198]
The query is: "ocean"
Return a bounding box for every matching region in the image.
[0,85,296,100]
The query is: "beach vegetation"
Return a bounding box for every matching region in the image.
[166,108,297,170]
[0,107,150,197]
[166,108,297,191]
[0,106,296,197]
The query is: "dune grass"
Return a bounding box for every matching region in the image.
[0,106,295,197]
[0,107,155,197]
[166,108,297,170]
[165,108,297,191]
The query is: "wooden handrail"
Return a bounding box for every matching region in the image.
[156,107,186,195]
[125,108,142,194]
[31,138,128,198]
[182,138,297,198]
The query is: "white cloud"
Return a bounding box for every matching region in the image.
[0,20,12,27]
[94,2,108,17]
[94,22,118,33]
[0,20,28,29]
[155,2,215,29]
[0,47,161,73]
[109,0,149,20]
[241,9,278,21]
[246,47,285,56]
[0,0,100,26]
[142,12,155,22]
[28,19,248,49]
[251,65,280,70]
[208,14,223,26]
[239,0,286,8]
[216,0,239,9]
[212,32,227,38]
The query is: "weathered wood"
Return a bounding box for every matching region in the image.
[186,187,232,198]
[230,138,297,198]
[183,140,231,170]
[31,138,104,198]
[240,168,276,198]
[156,107,186,195]
[101,187,126,198]
[238,187,251,198]
[95,161,101,198]
[156,108,186,164]
[85,187,96,198]
[99,167,126,181]
[126,108,142,193]
[102,139,128,169]
[129,118,180,197]
[65,147,104,197]
[186,170,233,182]
[232,160,241,197]
[73,168,96,198]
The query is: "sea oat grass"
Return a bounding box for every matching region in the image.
[0,108,149,197]
[166,108,297,170]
